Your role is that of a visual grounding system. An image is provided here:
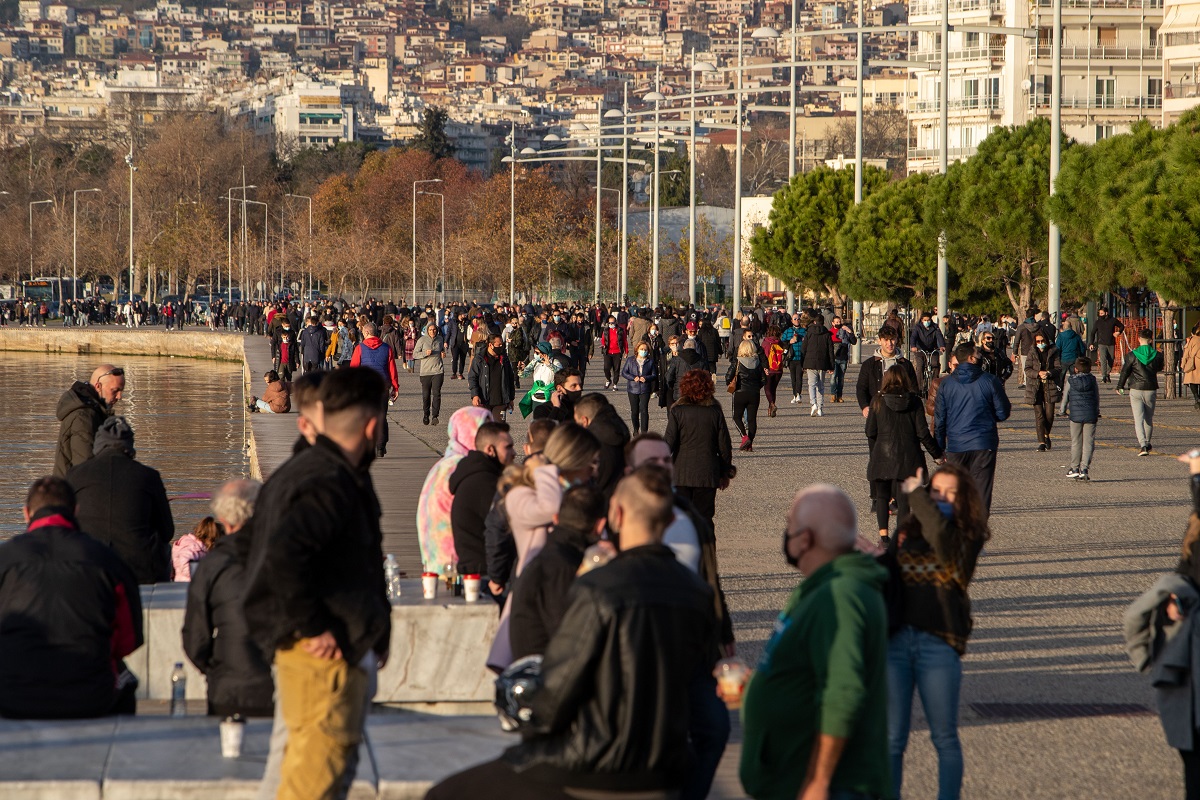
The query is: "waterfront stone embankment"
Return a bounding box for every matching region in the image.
[0,327,246,362]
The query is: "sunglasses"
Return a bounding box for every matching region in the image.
[97,368,125,380]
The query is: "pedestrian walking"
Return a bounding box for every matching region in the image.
[1183,322,1200,410]
[740,484,891,800]
[1056,319,1086,376]
[781,311,808,404]
[866,365,943,544]
[243,368,391,800]
[1089,306,1125,382]
[349,321,399,458]
[1117,327,1164,456]
[467,333,516,422]
[830,314,856,402]
[620,341,656,435]
[1060,357,1099,481]
[725,339,766,452]
[887,464,990,800]
[934,343,1012,517]
[1023,331,1062,452]
[801,312,835,416]
[856,329,918,419]
[664,369,735,530]
[761,326,785,417]
[415,321,445,426]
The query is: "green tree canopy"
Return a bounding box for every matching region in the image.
[410,107,456,160]
[749,165,890,308]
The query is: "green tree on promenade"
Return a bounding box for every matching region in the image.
[749,165,889,311]
[924,118,1068,318]
[410,107,456,160]
[836,172,938,309]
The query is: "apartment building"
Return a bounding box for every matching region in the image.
[1162,0,1200,119]
[907,0,1163,172]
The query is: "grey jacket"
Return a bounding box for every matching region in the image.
[1124,572,1200,750]
[415,334,445,376]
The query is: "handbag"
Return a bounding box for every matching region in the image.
[726,370,740,394]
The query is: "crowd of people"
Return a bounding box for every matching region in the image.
[2,295,1198,800]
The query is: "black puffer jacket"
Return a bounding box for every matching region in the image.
[67,447,174,585]
[242,435,390,665]
[664,398,733,489]
[504,544,715,792]
[53,382,109,477]
[663,349,705,405]
[586,403,630,499]
[449,451,505,575]
[508,522,592,661]
[866,392,943,482]
[1117,346,1164,392]
[183,531,274,717]
[800,324,835,370]
[0,508,143,719]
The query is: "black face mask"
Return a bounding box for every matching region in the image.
[782,527,802,568]
[564,389,583,403]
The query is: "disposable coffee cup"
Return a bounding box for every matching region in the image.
[421,572,438,600]
[713,657,752,710]
[463,574,481,603]
[219,716,245,758]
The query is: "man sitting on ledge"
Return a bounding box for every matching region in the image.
[0,477,143,719]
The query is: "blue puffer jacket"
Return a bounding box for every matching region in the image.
[780,326,806,359]
[934,362,1012,452]
[1056,328,1086,366]
[1062,372,1099,424]
[620,355,657,395]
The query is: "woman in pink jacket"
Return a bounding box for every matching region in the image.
[172,516,223,582]
[486,423,600,672]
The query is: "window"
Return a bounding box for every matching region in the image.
[1038,26,1051,47]
[1096,77,1116,108]
[965,31,980,49]
[1149,26,1158,46]
[1097,26,1116,46]
[1096,125,1115,140]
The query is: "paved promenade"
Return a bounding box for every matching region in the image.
[357,349,1190,800]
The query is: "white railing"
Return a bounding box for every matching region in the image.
[908,95,1003,112]
[909,0,1002,16]
[909,46,1004,62]
[1032,45,1162,60]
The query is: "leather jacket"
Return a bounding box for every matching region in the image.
[503,544,716,792]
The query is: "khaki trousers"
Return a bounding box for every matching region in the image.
[275,641,368,800]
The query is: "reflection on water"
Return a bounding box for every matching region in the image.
[0,352,250,539]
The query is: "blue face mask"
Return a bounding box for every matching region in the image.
[936,500,955,519]
[923,320,932,328]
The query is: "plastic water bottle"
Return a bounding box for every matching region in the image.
[385,554,401,600]
[170,662,187,717]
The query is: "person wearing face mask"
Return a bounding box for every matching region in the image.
[273,319,298,380]
[643,320,666,395]
[683,321,709,365]
[975,331,1013,384]
[740,484,890,800]
[600,315,627,389]
[533,369,583,423]
[621,342,658,435]
[449,422,517,581]
[909,311,947,397]
[468,334,516,421]
[1023,331,1062,452]
[886,464,990,800]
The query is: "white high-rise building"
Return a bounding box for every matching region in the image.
[907,0,1163,173]
[1162,0,1200,119]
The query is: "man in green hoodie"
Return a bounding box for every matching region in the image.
[740,484,893,800]
[1116,327,1164,456]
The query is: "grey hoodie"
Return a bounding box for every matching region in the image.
[415,333,445,376]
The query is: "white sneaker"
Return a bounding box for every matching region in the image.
[790,395,799,404]
[1066,468,1080,478]
[816,406,824,417]
[810,404,818,417]
[604,380,610,388]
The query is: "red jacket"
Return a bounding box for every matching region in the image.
[602,326,626,356]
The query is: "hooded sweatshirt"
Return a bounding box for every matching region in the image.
[740,552,892,800]
[448,450,505,575]
[416,406,493,569]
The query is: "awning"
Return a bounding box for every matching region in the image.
[1161,4,1200,35]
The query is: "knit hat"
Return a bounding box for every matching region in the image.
[94,416,136,457]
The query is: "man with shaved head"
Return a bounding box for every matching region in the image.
[54,363,125,477]
[740,484,893,800]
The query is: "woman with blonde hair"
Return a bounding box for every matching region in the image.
[488,422,600,671]
[724,338,766,452]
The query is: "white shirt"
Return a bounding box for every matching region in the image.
[663,506,701,573]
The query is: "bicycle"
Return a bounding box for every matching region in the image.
[915,348,942,399]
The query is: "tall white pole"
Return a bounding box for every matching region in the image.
[128,141,135,298]
[937,0,950,365]
[851,0,865,363]
[786,0,797,313]
[1048,0,1062,320]
[594,103,603,303]
[620,82,630,302]
[227,192,232,304]
[689,48,698,306]
[651,65,661,308]
[509,121,516,304]
[733,22,745,318]
[439,194,445,306]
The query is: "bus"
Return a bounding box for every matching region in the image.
[21,277,85,317]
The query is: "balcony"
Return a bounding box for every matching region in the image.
[1033,0,1162,8]
[907,145,981,161]
[908,95,1004,112]
[1032,45,1162,60]
[909,45,1005,62]
[1032,94,1162,109]
[909,0,1002,16]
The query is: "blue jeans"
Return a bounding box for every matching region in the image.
[831,358,848,399]
[681,673,730,800]
[255,399,276,414]
[888,625,963,800]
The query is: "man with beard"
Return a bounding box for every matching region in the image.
[54,364,124,477]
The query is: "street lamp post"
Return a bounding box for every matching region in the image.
[507,122,517,305]
[226,183,255,304]
[643,71,666,308]
[285,194,313,300]
[413,179,442,306]
[126,142,135,300]
[243,200,268,299]
[733,22,745,318]
[419,191,445,306]
[73,189,100,303]
[1048,0,1062,321]
[29,199,53,283]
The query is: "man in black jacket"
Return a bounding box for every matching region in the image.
[467,333,516,420]
[856,328,918,418]
[183,478,273,718]
[800,313,836,416]
[0,477,142,719]
[243,367,391,800]
[428,466,716,799]
[450,422,515,578]
[1116,327,1164,456]
[68,417,174,584]
[53,363,123,477]
[573,393,630,500]
[1089,306,1125,382]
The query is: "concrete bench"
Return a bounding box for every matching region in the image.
[132,580,500,711]
[0,712,512,800]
